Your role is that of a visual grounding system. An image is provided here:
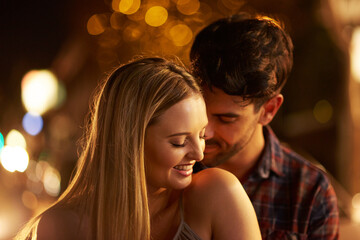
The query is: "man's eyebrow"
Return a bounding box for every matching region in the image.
[213,113,239,118]
[166,132,190,138]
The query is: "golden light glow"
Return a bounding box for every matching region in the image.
[148,0,170,8]
[5,129,26,149]
[0,214,11,239]
[220,0,245,11]
[352,193,360,223]
[110,12,125,30]
[0,146,29,172]
[21,70,59,115]
[145,6,168,27]
[43,166,61,197]
[313,100,333,124]
[193,2,212,22]
[123,24,143,42]
[169,23,193,46]
[351,27,360,83]
[87,14,107,35]
[98,29,121,48]
[22,190,38,209]
[176,0,200,15]
[112,0,141,15]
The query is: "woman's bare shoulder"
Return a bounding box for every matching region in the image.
[37,206,90,240]
[184,168,261,240]
[187,168,243,199]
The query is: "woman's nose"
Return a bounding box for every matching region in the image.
[188,139,204,161]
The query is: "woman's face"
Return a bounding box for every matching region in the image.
[144,95,208,192]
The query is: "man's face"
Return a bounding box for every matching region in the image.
[202,86,263,167]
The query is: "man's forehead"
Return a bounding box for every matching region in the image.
[203,86,251,107]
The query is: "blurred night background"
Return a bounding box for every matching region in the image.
[1,0,360,239]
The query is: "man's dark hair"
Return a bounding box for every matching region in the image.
[190,12,294,109]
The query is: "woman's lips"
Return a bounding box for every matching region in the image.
[173,164,193,176]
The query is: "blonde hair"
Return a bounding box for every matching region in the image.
[16,57,201,240]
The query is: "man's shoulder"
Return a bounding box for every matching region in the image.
[276,143,334,193]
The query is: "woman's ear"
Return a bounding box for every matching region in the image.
[259,94,284,126]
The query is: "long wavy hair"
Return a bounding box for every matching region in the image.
[16,57,201,240]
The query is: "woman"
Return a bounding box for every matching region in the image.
[16,57,261,240]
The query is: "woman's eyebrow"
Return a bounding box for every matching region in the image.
[166,132,190,138]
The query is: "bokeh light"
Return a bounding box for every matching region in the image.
[26,178,44,195]
[0,146,29,172]
[313,99,333,124]
[21,70,60,115]
[0,196,24,240]
[123,23,144,42]
[176,0,200,15]
[36,160,50,181]
[116,0,141,15]
[145,6,168,27]
[22,190,38,210]
[169,23,193,46]
[351,27,360,83]
[5,129,26,149]
[26,160,41,182]
[352,192,360,223]
[87,14,108,35]
[43,167,61,197]
[56,81,67,109]
[22,112,44,136]
[0,132,4,153]
[0,215,11,240]
[98,28,121,48]
[110,12,126,30]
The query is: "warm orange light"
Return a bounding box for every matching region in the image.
[193,2,212,22]
[176,0,200,15]
[21,70,60,115]
[123,24,143,42]
[22,190,38,209]
[169,24,193,46]
[148,0,170,8]
[313,100,333,124]
[145,6,168,27]
[98,29,121,48]
[351,27,360,83]
[110,12,124,30]
[87,14,107,35]
[112,0,141,15]
[220,0,245,11]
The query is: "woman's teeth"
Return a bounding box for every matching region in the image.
[173,165,192,171]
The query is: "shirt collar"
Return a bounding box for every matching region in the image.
[253,125,285,179]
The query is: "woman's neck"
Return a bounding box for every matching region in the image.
[147,187,182,240]
[147,187,178,217]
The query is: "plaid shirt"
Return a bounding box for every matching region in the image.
[243,126,339,239]
[195,126,339,239]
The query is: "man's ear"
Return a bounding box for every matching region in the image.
[259,94,284,125]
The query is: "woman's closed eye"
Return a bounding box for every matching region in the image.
[171,139,187,147]
[199,128,206,140]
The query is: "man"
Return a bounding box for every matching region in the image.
[190,12,339,239]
